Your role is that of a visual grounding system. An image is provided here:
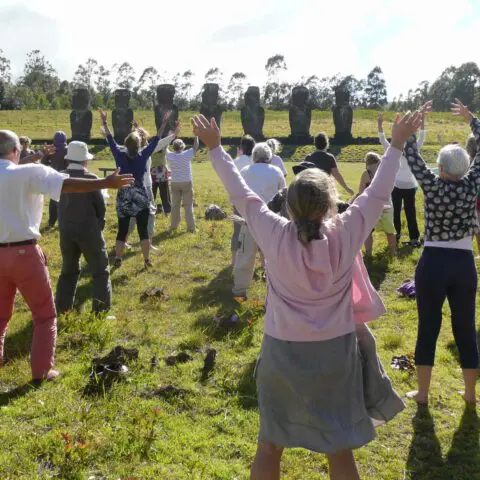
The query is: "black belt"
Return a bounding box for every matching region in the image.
[0,239,37,248]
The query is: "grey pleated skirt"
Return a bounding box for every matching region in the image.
[256,327,405,453]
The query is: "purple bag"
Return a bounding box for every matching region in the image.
[397,279,415,298]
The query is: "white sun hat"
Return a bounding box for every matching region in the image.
[65,141,94,162]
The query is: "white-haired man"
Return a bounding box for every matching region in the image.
[233,142,286,298]
[0,130,133,383]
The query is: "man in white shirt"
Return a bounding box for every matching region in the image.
[231,135,256,266]
[378,113,425,246]
[0,130,133,383]
[233,142,286,298]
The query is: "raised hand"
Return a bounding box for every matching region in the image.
[99,109,107,124]
[391,111,423,150]
[104,169,134,189]
[419,100,433,115]
[377,112,383,125]
[174,120,181,136]
[162,111,172,124]
[132,118,139,129]
[191,115,220,150]
[451,98,474,122]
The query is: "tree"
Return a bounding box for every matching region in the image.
[429,66,457,111]
[114,62,136,89]
[20,50,60,105]
[264,54,288,110]
[364,66,388,109]
[451,62,480,110]
[227,72,247,109]
[204,67,223,84]
[73,58,98,89]
[95,65,111,103]
[0,49,11,83]
[137,66,159,109]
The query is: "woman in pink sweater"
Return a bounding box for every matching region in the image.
[192,112,422,480]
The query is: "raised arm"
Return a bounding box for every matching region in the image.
[377,113,390,149]
[452,98,480,185]
[19,144,56,165]
[193,136,200,154]
[62,169,134,193]
[341,112,423,256]
[404,134,436,188]
[99,109,123,164]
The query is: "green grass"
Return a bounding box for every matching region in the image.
[0,153,479,479]
[0,109,473,145]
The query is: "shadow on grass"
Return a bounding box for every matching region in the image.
[445,406,480,478]
[0,383,34,406]
[236,359,258,409]
[406,404,480,479]
[3,324,32,363]
[363,250,390,290]
[406,404,443,479]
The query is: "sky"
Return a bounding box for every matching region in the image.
[1,0,479,100]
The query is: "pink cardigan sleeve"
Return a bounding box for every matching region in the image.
[210,146,287,255]
[338,146,401,257]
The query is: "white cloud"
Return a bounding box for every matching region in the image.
[0,0,478,99]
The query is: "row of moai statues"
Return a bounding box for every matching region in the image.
[69,84,353,143]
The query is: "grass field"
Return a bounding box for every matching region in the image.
[0,143,479,479]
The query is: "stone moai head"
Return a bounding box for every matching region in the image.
[291,86,309,108]
[202,83,219,105]
[156,84,176,105]
[72,88,91,110]
[244,86,260,107]
[334,86,350,107]
[114,89,131,109]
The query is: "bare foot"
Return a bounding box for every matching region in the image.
[406,390,428,404]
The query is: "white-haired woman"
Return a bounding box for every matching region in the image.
[266,138,287,177]
[166,134,199,233]
[233,142,286,298]
[406,99,479,405]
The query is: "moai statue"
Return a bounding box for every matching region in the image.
[200,83,222,128]
[289,86,312,138]
[241,86,265,139]
[332,86,353,143]
[70,88,93,142]
[154,84,179,137]
[112,89,134,144]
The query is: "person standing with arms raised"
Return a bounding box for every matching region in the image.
[0,130,133,383]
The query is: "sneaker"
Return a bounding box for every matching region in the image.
[113,257,122,268]
[410,239,422,248]
[124,243,132,250]
[32,369,60,386]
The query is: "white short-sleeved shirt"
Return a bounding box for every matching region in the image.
[235,154,251,172]
[240,163,286,203]
[271,155,287,176]
[0,160,67,243]
[166,148,194,183]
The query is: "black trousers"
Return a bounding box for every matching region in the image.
[48,199,58,227]
[153,181,171,214]
[391,187,420,240]
[116,208,150,242]
[415,247,479,368]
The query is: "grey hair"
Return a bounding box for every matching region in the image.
[266,138,281,154]
[252,142,272,164]
[173,139,185,152]
[437,145,471,178]
[0,130,20,157]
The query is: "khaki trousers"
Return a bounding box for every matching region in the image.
[233,224,258,296]
[170,181,195,232]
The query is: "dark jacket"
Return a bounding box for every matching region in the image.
[58,168,106,231]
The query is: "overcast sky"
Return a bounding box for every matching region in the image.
[1,0,479,99]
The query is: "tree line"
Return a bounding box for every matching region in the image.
[0,50,479,112]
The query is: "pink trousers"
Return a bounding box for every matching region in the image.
[0,244,56,379]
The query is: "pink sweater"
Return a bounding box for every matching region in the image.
[210,145,401,342]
